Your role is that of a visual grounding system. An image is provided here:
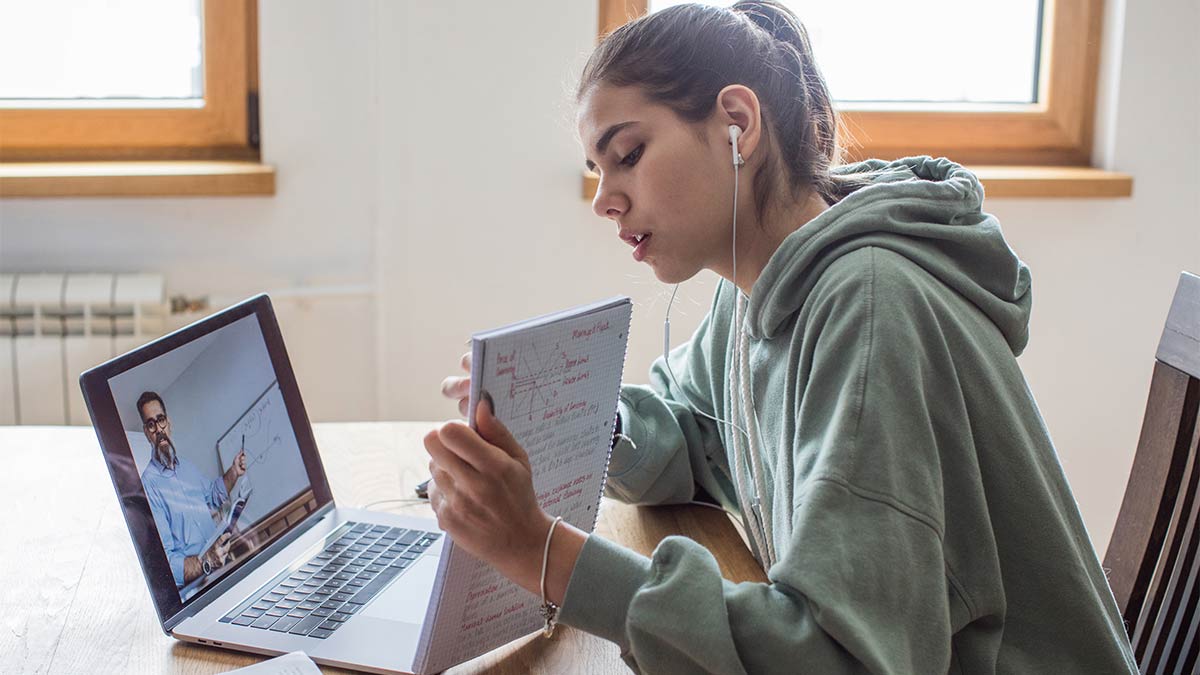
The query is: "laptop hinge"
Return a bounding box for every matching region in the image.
[164,501,337,633]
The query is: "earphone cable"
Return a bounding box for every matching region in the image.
[663,284,749,441]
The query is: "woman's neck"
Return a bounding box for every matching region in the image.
[725,189,829,297]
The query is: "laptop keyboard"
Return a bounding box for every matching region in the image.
[219,521,440,639]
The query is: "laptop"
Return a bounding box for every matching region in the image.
[80,294,444,674]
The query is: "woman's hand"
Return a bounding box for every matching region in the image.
[440,351,472,416]
[424,396,554,594]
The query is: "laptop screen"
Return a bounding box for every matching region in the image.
[81,295,332,625]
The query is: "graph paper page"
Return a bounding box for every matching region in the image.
[413,297,632,674]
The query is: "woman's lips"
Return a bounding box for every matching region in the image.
[633,233,652,261]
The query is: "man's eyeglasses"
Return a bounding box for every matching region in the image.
[143,413,168,433]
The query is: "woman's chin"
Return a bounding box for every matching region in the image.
[648,260,697,285]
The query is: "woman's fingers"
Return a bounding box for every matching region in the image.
[439,374,470,415]
[475,398,528,465]
[426,476,448,520]
[423,427,476,480]
[441,375,470,400]
[421,396,547,581]
[441,351,474,417]
[437,421,510,473]
[442,354,472,417]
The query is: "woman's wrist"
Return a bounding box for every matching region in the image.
[500,513,587,606]
[542,520,587,607]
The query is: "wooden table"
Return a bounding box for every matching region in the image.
[1,423,766,674]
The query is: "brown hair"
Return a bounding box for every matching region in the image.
[578,1,873,220]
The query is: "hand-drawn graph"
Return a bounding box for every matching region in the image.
[215,381,308,525]
[506,340,566,421]
[496,336,599,422]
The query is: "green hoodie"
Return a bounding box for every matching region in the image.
[558,156,1137,674]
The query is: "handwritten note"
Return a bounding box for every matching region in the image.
[412,297,632,674]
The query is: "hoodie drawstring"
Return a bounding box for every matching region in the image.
[730,291,776,571]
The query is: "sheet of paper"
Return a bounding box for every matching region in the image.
[412,297,632,674]
[219,651,321,675]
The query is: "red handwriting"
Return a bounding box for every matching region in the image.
[572,321,610,339]
[563,372,589,385]
[541,400,586,421]
[466,584,499,603]
[493,350,517,378]
[537,472,594,508]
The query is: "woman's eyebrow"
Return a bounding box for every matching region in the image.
[585,121,638,171]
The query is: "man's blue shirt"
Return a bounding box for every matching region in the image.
[142,451,227,588]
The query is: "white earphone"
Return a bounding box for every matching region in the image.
[729,124,745,167]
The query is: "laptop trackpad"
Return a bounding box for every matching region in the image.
[361,556,439,625]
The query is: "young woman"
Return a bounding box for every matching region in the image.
[425,2,1137,672]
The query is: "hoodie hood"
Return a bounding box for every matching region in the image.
[748,156,1032,355]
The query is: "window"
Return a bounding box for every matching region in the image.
[591,0,1131,198]
[0,0,272,196]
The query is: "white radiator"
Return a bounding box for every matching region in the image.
[0,273,167,425]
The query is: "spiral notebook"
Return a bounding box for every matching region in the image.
[411,296,633,674]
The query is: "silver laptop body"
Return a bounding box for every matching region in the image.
[175,506,443,674]
[80,294,442,674]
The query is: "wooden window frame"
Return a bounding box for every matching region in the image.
[0,0,273,196]
[590,0,1132,198]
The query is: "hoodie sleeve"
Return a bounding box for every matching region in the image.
[604,291,731,506]
[559,250,961,674]
[560,496,950,675]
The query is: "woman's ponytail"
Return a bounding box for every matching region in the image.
[579,1,878,213]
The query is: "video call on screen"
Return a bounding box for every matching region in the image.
[108,314,312,601]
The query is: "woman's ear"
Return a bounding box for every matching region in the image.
[716,85,762,161]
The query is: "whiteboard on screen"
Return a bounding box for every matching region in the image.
[215,381,309,525]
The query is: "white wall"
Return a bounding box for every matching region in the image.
[0,1,381,423]
[372,0,720,428]
[1,0,1196,553]
[990,0,1200,554]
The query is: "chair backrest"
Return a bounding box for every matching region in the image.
[1105,271,1200,674]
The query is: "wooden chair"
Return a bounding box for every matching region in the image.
[1105,271,1200,674]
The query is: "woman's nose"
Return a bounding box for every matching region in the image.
[591,179,627,221]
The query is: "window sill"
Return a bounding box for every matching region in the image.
[581,165,1133,201]
[0,161,276,198]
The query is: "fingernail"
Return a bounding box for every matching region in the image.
[481,390,495,415]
